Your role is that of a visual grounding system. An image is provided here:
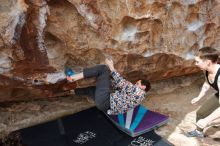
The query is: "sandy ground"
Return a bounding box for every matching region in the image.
[0,78,220,146]
[144,81,220,146]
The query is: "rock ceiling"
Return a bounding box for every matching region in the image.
[0,0,220,101]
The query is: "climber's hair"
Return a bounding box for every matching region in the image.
[140,79,151,92]
[195,47,219,63]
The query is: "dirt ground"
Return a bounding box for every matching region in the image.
[144,80,220,146]
[0,77,220,146]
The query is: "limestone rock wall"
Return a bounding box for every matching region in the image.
[0,0,220,101]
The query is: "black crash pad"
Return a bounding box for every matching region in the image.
[18,107,173,146]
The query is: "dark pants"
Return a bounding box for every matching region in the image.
[75,65,110,112]
[196,95,219,131]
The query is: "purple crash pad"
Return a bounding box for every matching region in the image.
[106,105,169,137]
